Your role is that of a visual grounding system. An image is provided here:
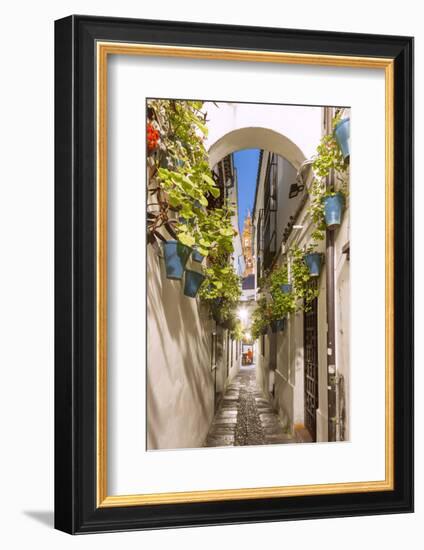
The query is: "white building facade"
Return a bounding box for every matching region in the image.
[251,107,350,443]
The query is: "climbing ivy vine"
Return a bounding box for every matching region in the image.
[147,99,241,318]
[307,114,349,242]
[251,297,271,340]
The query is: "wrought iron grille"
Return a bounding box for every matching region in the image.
[304,280,319,441]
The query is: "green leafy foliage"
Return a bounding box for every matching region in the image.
[290,246,320,312]
[251,297,271,340]
[268,266,296,320]
[308,115,349,240]
[147,99,235,260]
[312,133,346,179]
[147,100,241,320]
[198,253,241,323]
[230,319,244,341]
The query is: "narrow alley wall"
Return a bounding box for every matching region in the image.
[334,201,350,441]
[146,244,215,450]
[215,327,242,406]
[255,196,350,443]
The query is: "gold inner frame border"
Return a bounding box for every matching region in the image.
[96,41,394,508]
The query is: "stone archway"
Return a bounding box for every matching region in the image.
[208,126,306,170]
[204,100,322,169]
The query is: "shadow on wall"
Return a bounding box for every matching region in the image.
[272,327,304,433]
[146,245,214,450]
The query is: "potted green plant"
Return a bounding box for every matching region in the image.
[184,269,206,298]
[322,191,344,230]
[303,252,323,277]
[147,100,235,266]
[198,253,241,323]
[162,240,192,280]
[268,266,296,314]
[334,117,350,162]
[192,248,204,263]
[251,297,270,340]
[270,318,285,333]
[290,246,320,310]
[309,126,348,233]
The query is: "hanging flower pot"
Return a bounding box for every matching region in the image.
[304,252,323,277]
[334,118,350,162]
[162,240,192,280]
[192,248,204,263]
[280,283,292,294]
[322,192,344,230]
[211,298,224,323]
[184,269,206,298]
[271,319,285,333]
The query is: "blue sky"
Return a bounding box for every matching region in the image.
[233,149,260,235]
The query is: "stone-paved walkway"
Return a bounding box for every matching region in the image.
[204,365,292,447]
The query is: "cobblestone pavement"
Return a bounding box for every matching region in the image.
[204,365,292,447]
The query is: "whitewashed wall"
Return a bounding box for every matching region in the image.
[146,245,216,450]
[334,203,350,440]
[256,178,350,442]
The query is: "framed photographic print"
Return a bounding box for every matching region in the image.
[54,15,414,534]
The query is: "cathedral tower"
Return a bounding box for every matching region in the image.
[241,211,254,277]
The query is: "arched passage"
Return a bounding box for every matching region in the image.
[209,127,306,282]
[208,127,306,170]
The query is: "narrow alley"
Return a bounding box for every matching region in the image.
[147,100,350,450]
[204,366,292,447]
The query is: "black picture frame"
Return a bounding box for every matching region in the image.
[55,15,414,534]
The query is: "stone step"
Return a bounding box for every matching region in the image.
[220,400,238,407]
[211,425,236,435]
[213,417,237,425]
[259,413,280,424]
[216,409,237,417]
[205,435,235,447]
[264,434,292,444]
[255,398,269,404]
[256,406,275,414]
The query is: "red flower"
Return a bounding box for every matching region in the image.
[147,122,160,152]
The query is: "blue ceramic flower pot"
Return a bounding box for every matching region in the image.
[192,248,204,263]
[280,283,292,294]
[304,253,322,277]
[334,118,350,162]
[162,240,192,280]
[323,192,344,230]
[271,319,285,333]
[184,270,206,298]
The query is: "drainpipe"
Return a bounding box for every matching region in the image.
[212,327,217,413]
[324,107,338,442]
